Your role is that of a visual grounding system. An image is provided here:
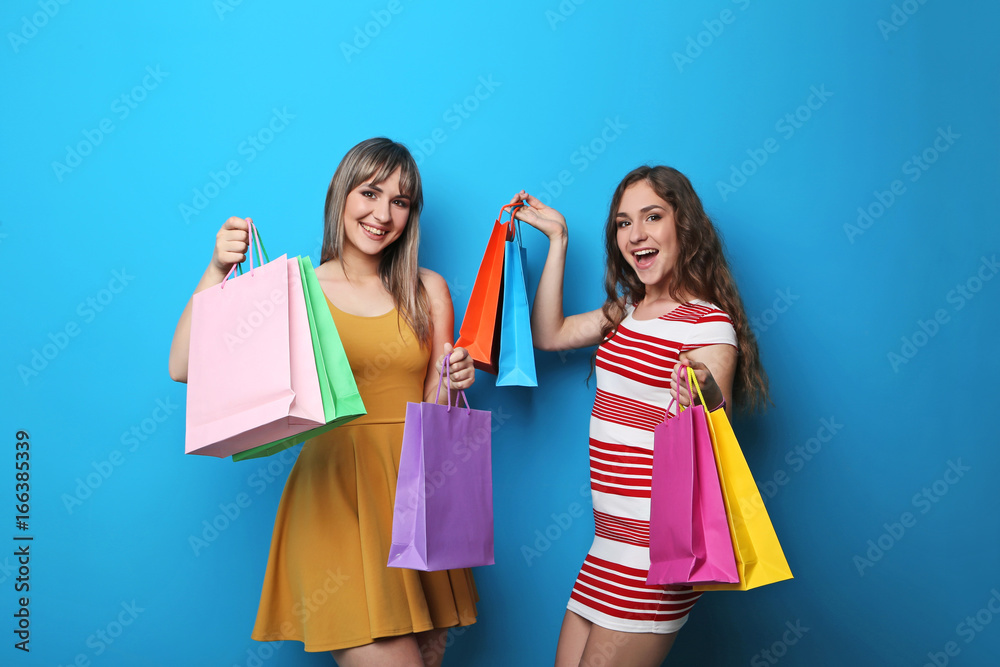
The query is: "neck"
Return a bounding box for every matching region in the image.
[641,283,688,307]
[339,243,382,281]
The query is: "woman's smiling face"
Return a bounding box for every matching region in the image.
[615,179,679,289]
[342,167,411,256]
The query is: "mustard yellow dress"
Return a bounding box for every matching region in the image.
[251,299,478,652]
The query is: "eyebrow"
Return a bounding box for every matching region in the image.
[616,204,666,217]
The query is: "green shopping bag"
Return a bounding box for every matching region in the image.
[232,256,366,461]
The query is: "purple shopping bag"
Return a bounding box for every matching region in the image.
[646,367,738,585]
[185,223,325,458]
[388,356,495,571]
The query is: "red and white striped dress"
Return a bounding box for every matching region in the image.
[566,300,737,634]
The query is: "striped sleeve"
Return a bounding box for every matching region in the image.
[678,301,737,351]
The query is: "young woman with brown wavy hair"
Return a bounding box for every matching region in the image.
[510,165,768,666]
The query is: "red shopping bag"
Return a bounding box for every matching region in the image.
[646,367,738,585]
[185,223,326,457]
[455,204,518,374]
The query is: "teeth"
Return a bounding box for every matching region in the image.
[634,249,657,257]
[361,223,386,236]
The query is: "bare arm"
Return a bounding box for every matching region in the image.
[421,269,475,404]
[670,345,739,418]
[168,217,251,383]
[509,190,606,352]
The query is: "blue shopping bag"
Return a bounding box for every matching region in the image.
[496,221,537,387]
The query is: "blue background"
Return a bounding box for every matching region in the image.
[3,0,998,665]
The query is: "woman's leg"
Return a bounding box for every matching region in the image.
[331,629,450,667]
[331,635,424,667]
[555,610,593,667]
[416,628,449,667]
[578,624,678,667]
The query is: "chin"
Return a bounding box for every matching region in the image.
[628,264,659,283]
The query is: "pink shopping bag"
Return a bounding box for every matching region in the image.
[185,223,325,457]
[646,367,738,585]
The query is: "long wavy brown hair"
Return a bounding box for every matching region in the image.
[600,165,770,412]
[321,137,431,345]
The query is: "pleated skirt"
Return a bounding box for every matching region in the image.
[251,421,479,652]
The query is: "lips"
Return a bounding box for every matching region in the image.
[632,248,658,270]
[360,222,388,239]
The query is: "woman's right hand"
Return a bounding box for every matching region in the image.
[508,190,567,241]
[211,216,252,276]
[169,215,252,383]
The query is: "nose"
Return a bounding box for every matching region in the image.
[629,221,647,244]
[372,198,391,223]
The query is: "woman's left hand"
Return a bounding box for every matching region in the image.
[437,343,475,391]
[671,355,724,411]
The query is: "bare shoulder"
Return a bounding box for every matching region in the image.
[313,259,342,281]
[419,268,453,316]
[419,268,450,295]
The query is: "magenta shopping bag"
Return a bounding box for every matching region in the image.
[387,356,494,571]
[646,367,738,585]
[185,223,325,457]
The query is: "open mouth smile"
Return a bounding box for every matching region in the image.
[632,248,658,269]
[360,222,388,238]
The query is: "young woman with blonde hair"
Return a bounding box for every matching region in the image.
[170,137,478,666]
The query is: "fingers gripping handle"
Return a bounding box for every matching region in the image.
[222,220,269,288]
[665,364,707,418]
[435,353,472,414]
[686,365,719,442]
[496,202,525,244]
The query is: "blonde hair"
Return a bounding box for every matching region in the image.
[321,137,430,344]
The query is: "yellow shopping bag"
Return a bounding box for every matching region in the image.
[686,368,793,591]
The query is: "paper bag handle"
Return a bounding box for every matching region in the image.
[222,219,270,288]
[435,353,472,414]
[682,365,721,442]
[496,202,525,243]
[665,364,710,415]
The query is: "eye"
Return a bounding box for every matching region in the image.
[393,199,409,208]
[361,190,376,199]
[617,219,631,228]
[647,213,660,222]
